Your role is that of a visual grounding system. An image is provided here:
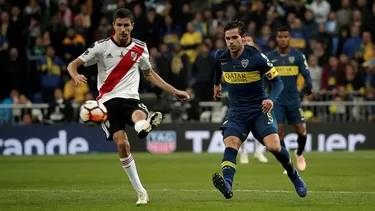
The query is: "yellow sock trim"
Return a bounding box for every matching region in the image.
[221,161,236,169]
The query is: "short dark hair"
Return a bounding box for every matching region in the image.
[224,20,245,36]
[113,8,134,22]
[277,27,290,33]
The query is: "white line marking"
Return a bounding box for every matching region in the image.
[2,189,374,194]
[4,189,85,193]
[158,189,375,194]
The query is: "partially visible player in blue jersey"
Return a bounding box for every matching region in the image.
[239,35,269,165]
[266,27,313,173]
[239,35,268,164]
[212,20,307,199]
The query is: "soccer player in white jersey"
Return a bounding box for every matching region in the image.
[67,8,189,205]
[238,35,268,164]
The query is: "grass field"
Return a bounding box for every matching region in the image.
[1,152,375,211]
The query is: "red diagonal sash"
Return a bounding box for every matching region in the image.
[97,44,144,100]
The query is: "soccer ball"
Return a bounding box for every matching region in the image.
[79,100,108,127]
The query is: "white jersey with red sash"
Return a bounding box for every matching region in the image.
[79,37,151,103]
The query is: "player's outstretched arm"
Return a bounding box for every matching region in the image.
[67,58,87,85]
[142,68,190,101]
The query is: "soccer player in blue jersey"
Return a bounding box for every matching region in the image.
[266,27,313,173]
[212,20,307,199]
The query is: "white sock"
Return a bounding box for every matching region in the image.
[134,120,147,133]
[120,154,146,193]
[255,141,263,154]
[240,144,247,154]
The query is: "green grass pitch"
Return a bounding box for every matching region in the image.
[1,152,375,210]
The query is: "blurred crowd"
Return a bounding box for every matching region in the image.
[1,0,375,124]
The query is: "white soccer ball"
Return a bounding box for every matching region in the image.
[79,100,108,127]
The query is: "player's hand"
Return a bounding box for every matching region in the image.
[173,90,190,101]
[213,85,222,101]
[305,90,312,96]
[304,83,312,96]
[73,74,87,85]
[262,99,273,114]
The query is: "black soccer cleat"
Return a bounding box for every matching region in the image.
[212,173,233,199]
[137,112,163,139]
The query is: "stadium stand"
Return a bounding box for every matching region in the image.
[0,0,375,124]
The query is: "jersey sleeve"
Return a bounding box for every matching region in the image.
[258,52,279,80]
[260,52,284,102]
[139,45,152,71]
[79,41,103,67]
[298,53,312,85]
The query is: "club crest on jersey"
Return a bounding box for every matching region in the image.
[288,56,295,63]
[131,51,138,61]
[241,59,249,68]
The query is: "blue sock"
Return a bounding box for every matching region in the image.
[280,139,286,148]
[221,147,238,186]
[271,146,296,176]
[296,135,307,156]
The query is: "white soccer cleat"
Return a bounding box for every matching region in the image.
[283,170,287,175]
[295,150,306,171]
[136,191,149,206]
[149,112,163,128]
[254,152,268,163]
[138,112,163,139]
[239,151,249,164]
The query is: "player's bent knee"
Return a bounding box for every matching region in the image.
[295,124,307,136]
[222,127,246,150]
[132,109,147,122]
[223,136,242,150]
[263,134,281,152]
[267,144,281,152]
[113,131,130,148]
[113,131,125,142]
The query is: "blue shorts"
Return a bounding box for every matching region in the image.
[274,103,305,125]
[220,110,278,144]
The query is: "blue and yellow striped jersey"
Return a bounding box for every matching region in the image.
[266,48,311,105]
[215,45,279,117]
